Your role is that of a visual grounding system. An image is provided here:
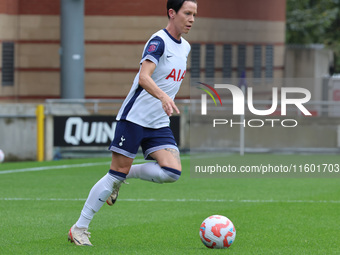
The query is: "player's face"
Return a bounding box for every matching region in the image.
[174,1,197,35]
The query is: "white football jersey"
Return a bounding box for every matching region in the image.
[116,29,191,128]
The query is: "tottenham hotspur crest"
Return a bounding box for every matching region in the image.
[119,136,126,147]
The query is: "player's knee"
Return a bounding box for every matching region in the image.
[160,166,181,183]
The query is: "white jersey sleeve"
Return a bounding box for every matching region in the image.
[116,29,191,128]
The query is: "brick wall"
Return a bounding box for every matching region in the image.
[0,0,19,15]
[0,0,286,102]
[1,0,285,20]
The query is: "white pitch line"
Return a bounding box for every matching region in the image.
[0,162,111,174]
[0,198,339,204]
[0,198,86,201]
[0,156,191,175]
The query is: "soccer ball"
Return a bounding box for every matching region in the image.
[199,215,236,249]
[0,149,5,163]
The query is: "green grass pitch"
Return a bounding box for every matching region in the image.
[0,154,339,254]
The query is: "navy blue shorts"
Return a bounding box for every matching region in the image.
[108,120,178,159]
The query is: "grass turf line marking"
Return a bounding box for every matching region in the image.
[0,156,191,175]
[1,197,339,204]
[0,162,111,174]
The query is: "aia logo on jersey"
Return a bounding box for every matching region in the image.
[166,69,186,82]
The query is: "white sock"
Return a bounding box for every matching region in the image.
[76,170,126,229]
[126,162,181,184]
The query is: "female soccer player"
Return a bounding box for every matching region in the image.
[68,0,197,246]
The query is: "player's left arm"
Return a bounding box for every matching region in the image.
[139,60,180,116]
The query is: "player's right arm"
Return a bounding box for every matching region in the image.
[139,60,180,117]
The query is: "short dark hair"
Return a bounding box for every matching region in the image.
[167,0,197,18]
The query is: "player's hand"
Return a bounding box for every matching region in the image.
[161,95,180,116]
